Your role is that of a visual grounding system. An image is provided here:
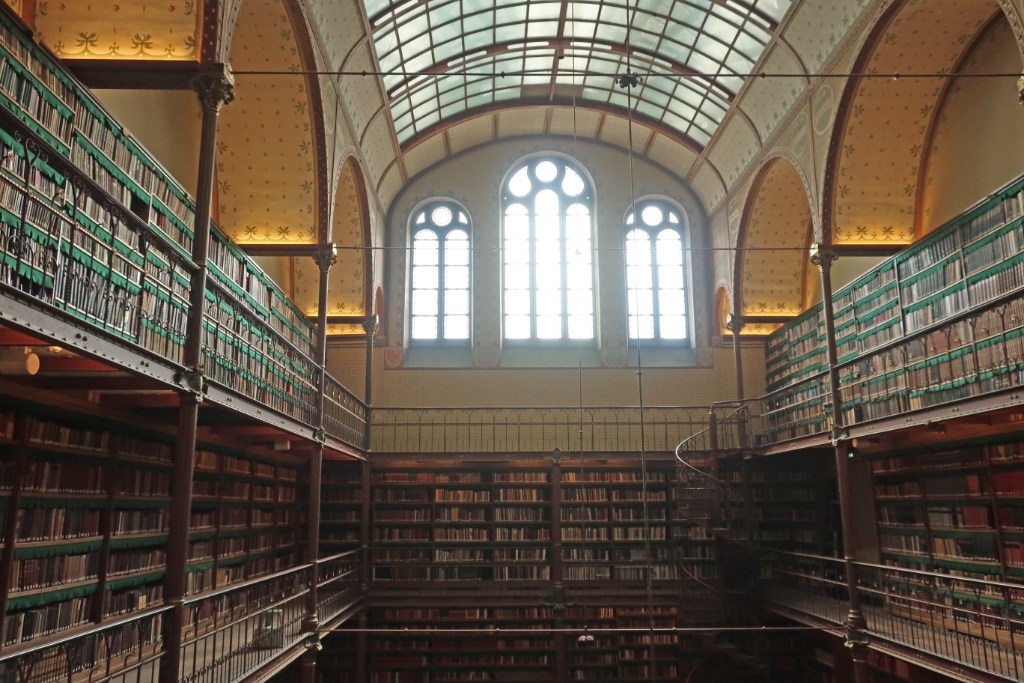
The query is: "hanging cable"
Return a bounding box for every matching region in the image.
[620,3,657,682]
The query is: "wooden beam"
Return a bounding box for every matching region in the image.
[241,244,323,257]
[67,60,200,90]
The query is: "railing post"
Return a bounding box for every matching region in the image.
[707,408,719,453]
[726,313,750,450]
[160,63,234,683]
[812,243,869,682]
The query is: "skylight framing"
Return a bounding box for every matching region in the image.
[363,0,789,147]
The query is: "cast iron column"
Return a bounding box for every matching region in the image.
[159,64,234,683]
[811,243,868,682]
[301,245,337,683]
[361,315,378,451]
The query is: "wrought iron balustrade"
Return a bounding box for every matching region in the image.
[0,551,362,683]
[762,550,1024,681]
[370,406,711,453]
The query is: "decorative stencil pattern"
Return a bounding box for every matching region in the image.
[292,159,367,320]
[740,159,811,315]
[832,0,993,244]
[1,1,22,17]
[37,1,198,59]
[785,0,872,74]
[218,0,317,244]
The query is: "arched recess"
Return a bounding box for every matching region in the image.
[292,156,373,336]
[735,156,814,318]
[714,286,732,338]
[824,0,1007,246]
[216,0,321,246]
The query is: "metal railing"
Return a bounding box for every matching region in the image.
[0,552,361,683]
[763,550,1024,681]
[370,406,713,453]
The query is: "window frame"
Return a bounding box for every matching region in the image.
[407,199,472,346]
[624,197,692,346]
[501,155,596,343]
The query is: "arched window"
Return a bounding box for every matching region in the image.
[625,199,689,341]
[409,201,470,342]
[502,157,594,341]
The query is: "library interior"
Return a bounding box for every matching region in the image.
[1,0,1024,682]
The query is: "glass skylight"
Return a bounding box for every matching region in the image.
[363,0,789,146]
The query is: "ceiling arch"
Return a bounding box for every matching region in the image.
[293,156,373,335]
[217,0,320,245]
[364,0,792,149]
[737,155,812,317]
[825,0,1003,246]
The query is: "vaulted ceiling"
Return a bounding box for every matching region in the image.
[6,0,1023,336]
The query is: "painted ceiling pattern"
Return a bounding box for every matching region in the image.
[216,0,317,244]
[292,160,367,320]
[36,1,198,60]
[1,1,21,17]
[832,0,995,244]
[741,159,810,316]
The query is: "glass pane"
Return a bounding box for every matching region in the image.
[446,265,469,290]
[562,167,585,196]
[411,316,438,340]
[431,205,453,227]
[568,315,593,339]
[505,315,531,339]
[656,231,683,265]
[412,290,439,316]
[504,264,530,287]
[505,290,530,315]
[567,290,593,315]
[659,287,686,317]
[413,265,439,290]
[536,315,561,339]
[446,231,470,264]
[629,315,655,339]
[504,243,530,265]
[627,265,653,290]
[445,290,469,315]
[444,315,470,340]
[566,264,591,287]
[658,264,684,290]
[507,167,531,196]
[625,231,652,266]
[534,160,557,182]
[535,293,561,316]
[631,290,655,316]
[536,267,561,290]
[659,315,687,340]
[413,232,439,265]
[641,205,663,226]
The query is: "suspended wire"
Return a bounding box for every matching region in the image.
[620,4,657,682]
[232,68,1024,80]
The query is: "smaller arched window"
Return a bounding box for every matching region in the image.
[625,200,689,341]
[409,201,470,342]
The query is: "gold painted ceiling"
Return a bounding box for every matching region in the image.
[217,0,317,245]
[36,1,199,60]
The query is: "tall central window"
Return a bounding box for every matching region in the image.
[503,157,594,341]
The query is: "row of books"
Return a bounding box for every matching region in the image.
[0,56,73,148]
[13,552,99,592]
[12,506,102,542]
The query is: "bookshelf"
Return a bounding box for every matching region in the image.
[320,459,366,556]
[367,458,684,588]
[764,175,1024,442]
[0,396,312,648]
[870,438,1024,639]
[722,452,837,556]
[0,8,325,432]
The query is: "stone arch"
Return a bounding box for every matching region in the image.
[734,156,815,318]
[823,0,1011,246]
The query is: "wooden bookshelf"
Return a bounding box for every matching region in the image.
[0,398,315,648]
[870,438,1024,639]
[0,9,324,430]
[763,176,1024,443]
